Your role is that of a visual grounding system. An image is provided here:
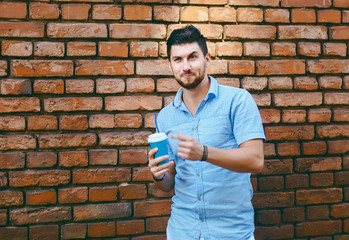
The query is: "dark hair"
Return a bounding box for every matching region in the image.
[167,25,208,59]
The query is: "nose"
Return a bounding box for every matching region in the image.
[182,59,191,71]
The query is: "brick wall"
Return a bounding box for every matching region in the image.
[0,0,348,239]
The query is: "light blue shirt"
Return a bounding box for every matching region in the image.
[157,76,265,240]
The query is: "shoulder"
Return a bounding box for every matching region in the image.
[217,84,251,100]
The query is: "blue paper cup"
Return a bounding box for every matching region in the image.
[148,133,169,165]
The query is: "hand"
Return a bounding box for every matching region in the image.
[170,131,204,161]
[148,148,173,179]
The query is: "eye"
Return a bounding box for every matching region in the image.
[189,55,197,59]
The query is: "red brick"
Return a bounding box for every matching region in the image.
[0,173,8,187]
[334,0,349,7]
[0,135,36,150]
[259,109,280,124]
[61,223,87,240]
[59,115,88,130]
[308,108,332,122]
[252,93,271,106]
[148,183,174,198]
[61,4,90,20]
[1,40,32,56]
[99,131,150,147]
[10,206,71,225]
[124,5,152,21]
[127,78,155,93]
[260,159,293,175]
[27,152,57,168]
[29,225,59,240]
[331,203,349,218]
[344,76,349,89]
[27,189,56,205]
[271,42,296,56]
[59,187,88,204]
[48,23,107,38]
[67,41,96,56]
[89,149,118,165]
[39,133,97,149]
[44,97,102,112]
[256,210,281,225]
[244,42,270,57]
[170,24,223,40]
[242,77,268,90]
[333,108,349,122]
[294,76,318,90]
[133,167,152,182]
[88,222,115,237]
[277,143,300,156]
[228,60,255,75]
[134,200,172,217]
[0,97,40,113]
[65,79,94,93]
[295,157,342,172]
[207,60,228,75]
[343,10,349,23]
[225,25,276,39]
[146,217,169,232]
[257,59,305,75]
[33,79,64,94]
[296,220,341,237]
[74,203,131,221]
[29,3,59,19]
[154,6,179,22]
[115,114,142,128]
[209,7,236,22]
[96,78,125,93]
[279,25,327,39]
[265,126,314,141]
[336,171,349,185]
[117,220,145,235]
[144,113,156,128]
[9,170,70,187]
[76,60,133,76]
[303,141,327,155]
[0,61,7,76]
[255,225,294,240]
[0,190,23,207]
[119,184,147,200]
[59,151,88,167]
[331,26,349,40]
[325,92,349,105]
[34,42,64,57]
[0,116,25,131]
[181,7,208,22]
[130,42,158,58]
[263,143,276,157]
[282,0,331,7]
[317,125,349,138]
[0,22,44,38]
[11,60,73,77]
[286,174,309,189]
[259,176,284,191]
[156,78,180,92]
[318,9,341,23]
[237,7,263,22]
[307,205,329,220]
[0,227,27,239]
[89,186,118,202]
[99,42,128,57]
[120,149,148,165]
[0,2,27,19]
[319,76,342,89]
[283,207,305,222]
[1,79,31,95]
[296,188,342,205]
[92,4,121,20]
[106,96,161,111]
[136,60,171,75]
[110,24,166,39]
[89,114,115,128]
[73,168,131,184]
[265,8,289,23]
[282,110,306,123]
[230,0,279,6]
[323,43,347,57]
[253,192,294,209]
[310,173,333,187]
[274,92,322,107]
[299,42,321,57]
[216,77,240,88]
[217,42,242,57]
[28,115,57,130]
[308,59,349,74]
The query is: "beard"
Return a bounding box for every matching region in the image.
[175,70,206,90]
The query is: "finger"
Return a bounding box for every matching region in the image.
[170,132,192,141]
[153,168,167,179]
[177,141,193,148]
[150,155,169,167]
[149,148,158,159]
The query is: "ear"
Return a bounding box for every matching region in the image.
[168,59,174,74]
[205,53,211,66]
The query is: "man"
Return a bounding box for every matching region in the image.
[148,25,265,240]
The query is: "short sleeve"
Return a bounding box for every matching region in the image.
[230,90,265,146]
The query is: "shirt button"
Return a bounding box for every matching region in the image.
[197,174,200,178]
[198,197,201,200]
[192,128,196,131]
[201,219,204,222]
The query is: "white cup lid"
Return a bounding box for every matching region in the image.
[148,132,167,142]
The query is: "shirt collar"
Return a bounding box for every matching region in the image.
[173,76,218,108]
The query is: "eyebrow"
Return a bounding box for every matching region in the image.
[172,50,199,59]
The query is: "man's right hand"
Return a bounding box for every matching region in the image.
[148,148,173,180]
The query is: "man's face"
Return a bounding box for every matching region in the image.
[169,42,210,90]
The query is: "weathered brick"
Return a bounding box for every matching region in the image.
[335,171,349,185]
[273,92,322,106]
[88,222,115,237]
[124,4,152,21]
[330,26,349,40]
[29,3,60,19]
[89,114,115,129]
[279,25,327,39]
[127,78,155,93]
[154,6,179,22]
[298,42,321,57]
[156,78,180,92]
[47,23,107,38]
[73,168,131,184]
[308,59,349,74]
[0,2,27,19]
[277,143,300,156]
[260,159,293,175]
[307,205,329,220]
[319,76,342,89]
[0,61,7,76]
[207,60,228,75]
[0,116,25,131]
[209,7,236,22]
[1,40,32,57]
[1,79,31,95]
[256,60,305,75]
[76,60,134,76]
[74,203,131,221]
[308,108,332,122]
[133,167,152,182]
[115,114,142,128]
[105,96,162,111]
[29,225,59,240]
[10,206,71,225]
[217,42,242,57]
[229,60,255,75]
[265,126,314,140]
[311,173,333,187]
[96,78,125,93]
[323,43,347,57]
[281,0,331,7]
[259,109,281,124]
[110,24,166,39]
[268,77,293,90]
[259,176,284,191]
[89,149,118,165]
[61,223,87,240]
[331,203,349,218]
[99,42,128,57]
[291,8,316,23]
[136,60,171,75]
[296,188,342,205]
[216,77,240,88]
[27,152,57,168]
[296,220,341,237]
[225,25,276,39]
[34,42,64,57]
[317,125,349,138]
[9,170,70,187]
[229,0,279,6]
[318,9,341,23]
[283,207,305,222]
[119,149,148,165]
[244,42,270,56]
[286,174,309,189]
[256,210,281,225]
[44,97,103,112]
[252,93,271,106]
[65,79,94,94]
[61,4,90,20]
[99,131,150,146]
[59,187,88,204]
[255,225,294,240]
[0,22,44,38]
[282,110,306,123]
[253,192,294,209]
[92,4,122,20]
[334,108,349,122]
[146,217,169,233]
[39,133,97,149]
[176,0,227,4]
[0,190,23,207]
[343,10,349,23]
[303,141,327,155]
[0,227,27,239]
[0,135,36,150]
[59,151,88,167]
[169,24,223,40]
[334,0,349,7]
[295,157,342,172]
[33,79,64,94]
[0,172,8,187]
[271,42,296,56]
[28,115,57,130]
[134,200,172,217]
[89,186,118,202]
[324,93,349,105]
[237,7,263,22]
[119,184,147,200]
[242,77,267,90]
[294,76,318,90]
[27,190,56,205]
[265,8,289,23]
[148,183,174,198]
[59,115,88,130]
[11,60,73,77]
[67,42,96,56]
[0,97,40,113]
[263,143,275,157]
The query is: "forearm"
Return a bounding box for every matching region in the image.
[153,169,175,192]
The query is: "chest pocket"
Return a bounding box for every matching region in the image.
[197,115,235,149]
